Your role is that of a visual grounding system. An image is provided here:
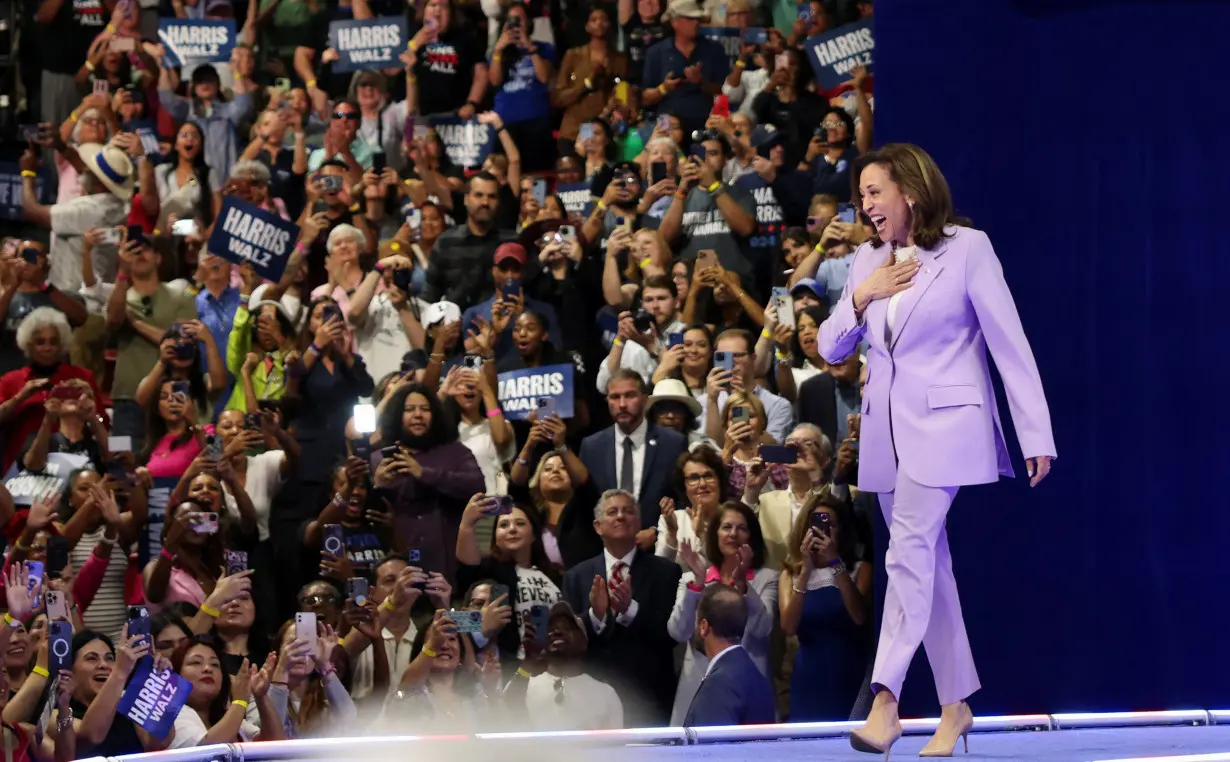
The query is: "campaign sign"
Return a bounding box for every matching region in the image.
[116,660,192,739]
[158,19,236,68]
[555,182,594,217]
[804,18,874,91]
[700,26,742,70]
[0,163,50,222]
[329,17,408,72]
[2,453,90,507]
[497,364,574,420]
[430,116,497,169]
[139,477,178,567]
[209,196,301,281]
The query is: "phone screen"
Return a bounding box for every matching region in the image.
[353,403,377,435]
[837,205,858,224]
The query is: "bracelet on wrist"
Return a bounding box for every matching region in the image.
[760,327,773,339]
[199,604,221,618]
[421,646,438,658]
[3,613,22,629]
[231,699,250,709]
[32,665,50,678]
[20,170,36,179]
[160,547,175,562]
[485,407,504,418]
[516,667,533,679]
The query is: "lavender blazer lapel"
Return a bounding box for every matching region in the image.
[888,239,950,353]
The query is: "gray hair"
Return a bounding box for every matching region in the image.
[792,422,834,459]
[229,159,271,184]
[646,136,678,156]
[593,488,639,522]
[17,308,72,360]
[326,224,366,255]
[72,108,111,145]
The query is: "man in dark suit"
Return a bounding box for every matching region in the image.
[684,584,777,727]
[579,368,687,547]
[796,351,862,448]
[563,488,682,728]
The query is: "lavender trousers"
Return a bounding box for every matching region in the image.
[871,470,981,705]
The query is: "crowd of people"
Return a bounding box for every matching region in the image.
[0,0,881,754]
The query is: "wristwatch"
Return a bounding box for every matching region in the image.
[827,559,847,575]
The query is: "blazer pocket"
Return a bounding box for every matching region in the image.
[927,384,984,410]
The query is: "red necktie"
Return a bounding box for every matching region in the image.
[609,561,626,595]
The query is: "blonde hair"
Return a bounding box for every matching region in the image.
[720,392,767,432]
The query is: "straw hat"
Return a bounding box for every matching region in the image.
[647,378,702,416]
[79,142,135,201]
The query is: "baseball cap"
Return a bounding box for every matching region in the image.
[422,300,460,327]
[548,600,588,645]
[790,278,823,299]
[494,243,527,267]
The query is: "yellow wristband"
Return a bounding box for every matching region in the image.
[32,666,50,678]
[813,243,825,254]
[106,23,115,32]
[761,328,773,339]
[421,646,438,658]
[3,613,20,628]
[408,41,418,52]
[613,337,624,346]
[639,257,652,270]
[706,181,722,193]
[70,110,79,122]
[200,604,221,618]
[20,171,36,179]
[493,55,501,63]
[735,59,746,68]
[658,84,667,95]
[381,598,395,611]
[337,637,346,646]
[516,667,532,679]
[349,203,361,213]
[231,699,249,709]
[14,541,29,552]
[85,61,96,72]
[306,80,317,88]
[595,200,606,212]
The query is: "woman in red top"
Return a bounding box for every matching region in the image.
[0,309,105,472]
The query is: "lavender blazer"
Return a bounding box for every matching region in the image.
[817,225,1056,493]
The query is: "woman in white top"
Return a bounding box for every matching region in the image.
[213,409,297,543]
[169,635,280,747]
[656,446,728,571]
[666,501,778,725]
[440,362,515,495]
[154,122,221,231]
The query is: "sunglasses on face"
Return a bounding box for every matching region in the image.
[332,111,359,121]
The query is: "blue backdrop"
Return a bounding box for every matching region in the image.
[874,0,1230,718]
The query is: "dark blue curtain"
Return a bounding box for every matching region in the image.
[875,0,1230,717]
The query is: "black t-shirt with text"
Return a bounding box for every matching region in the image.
[411,26,483,116]
[43,0,108,74]
[621,18,669,85]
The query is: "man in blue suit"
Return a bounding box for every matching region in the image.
[684,584,777,727]
[579,368,687,548]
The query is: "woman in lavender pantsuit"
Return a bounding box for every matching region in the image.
[816,144,1056,759]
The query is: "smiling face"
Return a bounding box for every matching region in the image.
[682,459,720,510]
[594,493,639,545]
[180,643,223,707]
[73,639,115,703]
[28,325,62,367]
[402,392,433,438]
[860,161,913,246]
[547,612,584,656]
[681,327,710,372]
[187,473,223,512]
[494,507,533,557]
[331,465,367,520]
[716,508,751,559]
[430,630,460,671]
[537,454,571,494]
[4,621,29,669]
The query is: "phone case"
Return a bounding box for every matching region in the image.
[529,605,550,645]
[347,577,370,604]
[48,622,73,675]
[295,612,317,643]
[322,525,345,556]
[451,610,484,633]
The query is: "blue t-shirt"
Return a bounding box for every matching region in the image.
[492,44,555,124]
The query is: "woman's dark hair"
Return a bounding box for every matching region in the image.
[151,611,193,647]
[488,502,559,584]
[790,304,831,368]
[703,501,767,571]
[853,142,958,251]
[296,297,340,352]
[171,635,233,725]
[190,64,230,105]
[782,226,809,248]
[94,52,134,89]
[141,379,199,463]
[377,382,459,448]
[166,122,215,228]
[821,107,856,149]
[495,3,531,81]
[671,445,729,506]
[514,309,553,361]
[57,469,95,522]
[71,629,115,662]
[587,118,618,163]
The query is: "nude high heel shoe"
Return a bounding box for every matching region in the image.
[850,693,904,760]
[918,701,974,757]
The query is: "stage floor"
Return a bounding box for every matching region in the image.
[593,725,1230,762]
